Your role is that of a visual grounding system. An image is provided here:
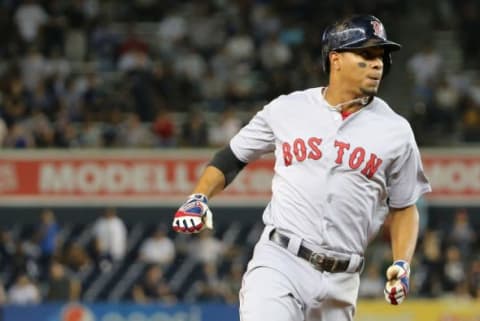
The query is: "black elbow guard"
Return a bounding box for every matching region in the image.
[208,145,247,187]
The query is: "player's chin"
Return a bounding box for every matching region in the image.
[360,85,379,96]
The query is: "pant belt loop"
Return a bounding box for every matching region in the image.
[346,253,361,273]
[286,232,302,256]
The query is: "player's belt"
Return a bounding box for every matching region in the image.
[269,229,363,273]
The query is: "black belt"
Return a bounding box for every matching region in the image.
[269,229,363,273]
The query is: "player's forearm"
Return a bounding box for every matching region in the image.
[192,165,226,199]
[389,205,419,263]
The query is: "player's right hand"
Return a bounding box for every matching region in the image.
[172,193,213,233]
[384,260,410,305]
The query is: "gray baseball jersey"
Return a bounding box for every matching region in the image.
[230,87,431,255]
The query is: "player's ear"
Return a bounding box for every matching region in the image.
[329,51,341,71]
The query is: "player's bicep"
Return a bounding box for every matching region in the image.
[230,107,275,163]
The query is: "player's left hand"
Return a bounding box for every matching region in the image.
[172,193,213,233]
[384,260,410,305]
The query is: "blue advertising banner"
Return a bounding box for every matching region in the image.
[3,303,240,321]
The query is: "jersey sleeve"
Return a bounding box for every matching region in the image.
[229,104,275,163]
[387,131,432,208]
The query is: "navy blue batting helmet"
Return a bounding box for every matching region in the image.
[321,15,401,75]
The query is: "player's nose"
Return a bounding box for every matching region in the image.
[371,57,383,70]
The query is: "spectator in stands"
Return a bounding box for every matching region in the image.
[28,110,56,148]
[57,76,84,123]
[448,208,476,258]
[14,0,48,47]
[224,30,255,64]
[35,209,59,272]
[418,229,444,297]
[138,226,175,267]
[208,108,242,147]
[457,1,480,68]
[259,33,292,70]
[7,273,40,305]
[61,242,92,274]
[468,258,480,298]
[461,99,480,142]
[132,264,177,304]
[117,24,150,72]
[150,62,193,112]
[0,279,6,305]
[20,45,47,92]
[93,208,127,269]
[5,123,35,149]
[431,76,462,134]
[64,0,88,61]
[89,17,121,71]
[120,113,155,147]
[452,280,472,300]
[42,1,67,57]
[81,71,103,120]
[180,109,209,147]
[200,68,228,112]
[188,229,226,265]
[193,262,224,302]
[462,76,480,141]
[77,118,103,147]
[442,245,466,293]
[10,242,35,279]
[358,263,384,299]
[0,229,16,270]
[152,109,177,147]
[173,46,207,83]
[2,74,30,128]
[194,262,225,303]
[45,260,81,302]
[220,262,244,304]
[156,9,187,53]
[0,117,8,147]
[468,75,480,107]
[226,64,258,103]
[44,46,71,81]
[186,3,226,53]
[407,41,444,115]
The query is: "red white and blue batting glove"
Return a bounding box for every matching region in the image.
[384,260,410,305]
[172,193,213,233]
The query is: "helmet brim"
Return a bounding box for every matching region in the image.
[340,38,401,52]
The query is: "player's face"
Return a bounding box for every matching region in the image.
[338,47,385,96]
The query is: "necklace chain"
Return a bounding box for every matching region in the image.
[323,87,370,112]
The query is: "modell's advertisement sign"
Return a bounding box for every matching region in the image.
[0,149,478,206]
[0,150,273,206]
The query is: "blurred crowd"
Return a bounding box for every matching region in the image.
[0,207,247,305]
[360,206,480,300]
[0,205,478,305]
[0,0,478,149]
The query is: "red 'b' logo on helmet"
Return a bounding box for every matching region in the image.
[371,20,385,39]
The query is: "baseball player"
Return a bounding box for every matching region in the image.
[172,15,431,321]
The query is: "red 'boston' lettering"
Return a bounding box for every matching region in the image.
[334,140,350,164]
[282,138,380,179]
[349,147,365,169]
[307,137,323,160]
[282,142,293,166]
[293,138,307,162]
[361,153,383,178]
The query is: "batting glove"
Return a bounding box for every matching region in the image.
[384,260,410,305]
[172,193,213,233]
